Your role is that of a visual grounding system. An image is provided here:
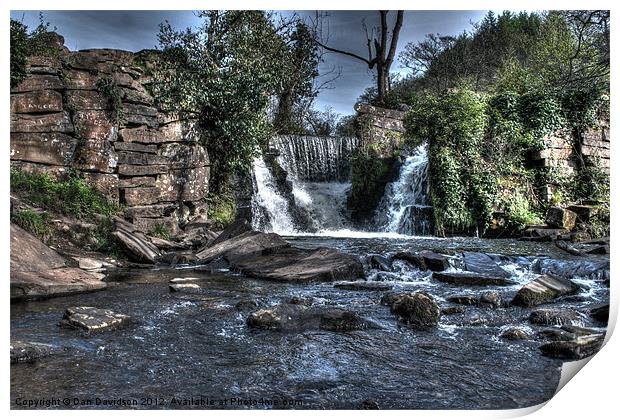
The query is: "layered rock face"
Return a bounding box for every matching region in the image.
[10,40,210,233]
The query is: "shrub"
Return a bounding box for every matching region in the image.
[207,192,236,230]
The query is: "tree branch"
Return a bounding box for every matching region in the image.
[315,39,374,68]
[385,11,404,68]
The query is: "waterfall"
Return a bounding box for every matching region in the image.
[251,135,359,234]
[250,156,297,234]
[375,144,433,235]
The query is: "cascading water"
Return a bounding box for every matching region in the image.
[375,144,433,235]
[250,156,297,234]
[251,135,359,234]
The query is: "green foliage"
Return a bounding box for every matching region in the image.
[207,192,236,230]
[10,169,120,219]
[97,77,125,123]
[565,159,610,203]
[152,11,312,192]
[12,209,52,239]
[349,148,396,220]
[10,15,64,88]
[504,192,542,231]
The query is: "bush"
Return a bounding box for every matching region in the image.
[504,192,542,231]
[207,191,236,230]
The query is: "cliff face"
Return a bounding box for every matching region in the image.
[10,42,210,234]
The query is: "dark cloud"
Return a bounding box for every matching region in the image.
[11,10,490,115]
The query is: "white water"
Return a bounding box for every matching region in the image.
[250,156,297,234]
[375,144,432,235]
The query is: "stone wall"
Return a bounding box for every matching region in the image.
[354,103,406,157]
[532,117,610,200]
[10,41,210,235]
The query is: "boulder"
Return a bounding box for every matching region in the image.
[10,341,57,364]
[433,272,513,286]
[420,250,449,271]
[500,328,532,340]
[386,292,440,328]
[539,335,604,360]
[511,274,580,307]
[539,325,603,342]
[391,251,426,270]
[333,281,393,291]
[567,204,599,223]
[521,227,569,242]
[10,224,65,272]
[479,291,503,308]
[235,300,259,312]
[246,304,373,332]
[529,308,583,326]
[368,254,392,271]
[545,207,577,230]
[441,306,465,315]
[60,306,131,332]
[111,217,161,263]
[590,303,609,324]
[462,252,510,279]
[235,246,365,283]
[209,218,252,246]
[11,268,107,301]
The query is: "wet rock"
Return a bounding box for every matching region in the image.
[546,207,577,230]
[420,250,449,271]
[511,274,580,307]
[246,304,373,332]
[334,281,393,291]
[209,218,252,246]
[10,341,57,364]
[479,291,503,308]
[500,328,532,341]
[529,308,583,326]
[235,300,259,311]
[447,295,478,305]
[111,217,161,263]
[287,296,314,306]
[169,283,202,293]
[368,254,392,271]
[532,258,609,281]
[234,246,365,283]
[521,227,569,242]
[196,231,289,264]
[590,303,609,324]
[433,272,513,287]
[11,268,107,301]
[555,240,584,256]
[539,334,604,360]
[391,251,426,270]
[539,325,602,342]
[587,245,610,255]
[441,306,465,315]
[60,306,131,332]
[390,292,440,328]
[462,252,510,279]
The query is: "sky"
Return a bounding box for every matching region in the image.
[11,10,494,116]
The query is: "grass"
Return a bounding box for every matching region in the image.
[12,209,52,238]
[207,191,236,230]
[11,169,120,219]
[149,224,172,240]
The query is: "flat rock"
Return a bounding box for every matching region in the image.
[208,218,252,246]
[235,246,365,283]
[196,231,289,264]
[511,274,580,307]
[75,257,104,270]
[447,295,479,305]
[462,252,510,279]
[10,341,57,364]
[60,306,131,332]
[333,281,393,291]
[11,268,107,301]
[247,303,374,332]
[441,306,465,315]
[169,283,202,293]
[539,335,604,360]
[433,271,513,286]
[529,308,584,326]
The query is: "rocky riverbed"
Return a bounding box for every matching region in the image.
[10,226,609,409]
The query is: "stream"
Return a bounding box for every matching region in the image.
[10,234,609,409]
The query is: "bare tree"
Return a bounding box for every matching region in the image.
[315,11,404,103]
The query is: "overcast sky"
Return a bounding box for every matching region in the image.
[11,10,494,116]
